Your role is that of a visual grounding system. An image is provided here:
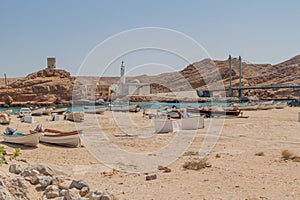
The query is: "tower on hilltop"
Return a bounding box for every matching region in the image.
[47,57,56,69]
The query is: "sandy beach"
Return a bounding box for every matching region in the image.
[1,107,300,199]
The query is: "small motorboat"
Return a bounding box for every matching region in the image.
[51,108,67,115]
[0,113,10,124]
[186,107,241,117]
[39,128,82,147]
[3,127,40,147]
[31,109,43,116]
[84,107,106,114]
[110,104,140,112]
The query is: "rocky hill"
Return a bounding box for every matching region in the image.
[0,68,75,105]
[0,55,299,105]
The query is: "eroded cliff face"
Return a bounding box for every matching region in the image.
[0,68,75,104]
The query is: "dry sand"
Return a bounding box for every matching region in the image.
[1,107,300,199]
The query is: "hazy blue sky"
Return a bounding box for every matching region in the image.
[1,0,300,77]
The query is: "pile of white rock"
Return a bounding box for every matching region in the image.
[0,163,116,200]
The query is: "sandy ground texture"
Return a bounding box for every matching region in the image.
[0,107,300,200]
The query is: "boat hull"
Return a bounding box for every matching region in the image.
[40,133,82,147]
[3,132,41,146]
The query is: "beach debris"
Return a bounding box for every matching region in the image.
[281,150,300,162]
[162,167,171,173]
[215,154,221,158]
[158,165,171,173]
[101,169,119,177]
[255,152,265,156]
[182,158,210,170]
[145,173,157,181]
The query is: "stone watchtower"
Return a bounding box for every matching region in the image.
[47,57,56,69]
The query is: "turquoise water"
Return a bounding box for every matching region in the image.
[0,100,290,113]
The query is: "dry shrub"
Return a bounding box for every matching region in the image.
[182,158,209,170]
[215,154,221,158]
[281,150,294,160]
[183,151,199,156]
[292,156,300,162]
[255,152,265,156]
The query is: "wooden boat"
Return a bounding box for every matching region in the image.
[186,107,241,117]
[84,107,106,114]
[3,132,41,146]
[0,113,10,124]
[40,129,82,147]
[238,105,258,111]
[257,104,274,110]
[31,109,43,116]
[110,104,140,112]
[51,108,67,115]
[275,102,287,109]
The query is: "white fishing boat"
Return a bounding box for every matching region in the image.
[40,129,82,147]
[275,102,287,109]
[0,113,10,124]
[238,105,258,111]
[51,108,67,115]
[84,107,106,114]
[257,104,274,110]
[110,104,140,112]
[3,131,41,147]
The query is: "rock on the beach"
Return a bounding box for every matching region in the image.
[9,164,24,174]
[44,185,59,199]
[145,173,157,181]
[0,178,14,200]
[30,174,39,185]
[70,180,89,190]
[32,163,58,176]
[6,176,28,199]
[80,186,89,197]
[64,188,82,200]
[100,193,116,200]
[0,187,14,200]
[39,176,53,187]
[88,190,103,200]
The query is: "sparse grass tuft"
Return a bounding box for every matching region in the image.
[255,152,265,156]
[281,150,294,160]
[281,150,300,162]
[182,158,209,170]
[183,151,199,156]
[292,156,300,162]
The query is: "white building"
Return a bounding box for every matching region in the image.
[119,62,150,96]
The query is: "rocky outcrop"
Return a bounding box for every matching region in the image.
[0,68,75,105]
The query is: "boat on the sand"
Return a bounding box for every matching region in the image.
[39,128,82,147]
[84,107,106,114]
[110,104,140,112]
[3,127,40,146]
[51,108,67,115]
[0,113,10,124]
[186,107,241,117]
